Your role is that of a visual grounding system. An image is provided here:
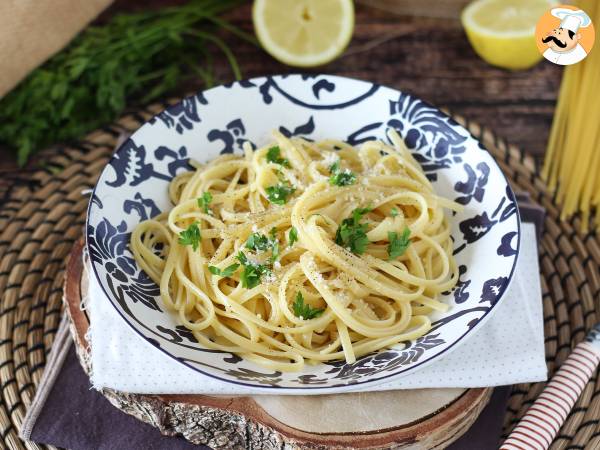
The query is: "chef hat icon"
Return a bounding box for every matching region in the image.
[551,8,592,33]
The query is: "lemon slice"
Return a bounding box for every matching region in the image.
[461,0,557,70]
[253,0,354,67]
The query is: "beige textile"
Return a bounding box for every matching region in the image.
[0,0,112,98]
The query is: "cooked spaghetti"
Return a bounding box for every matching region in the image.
[130,129,461,371]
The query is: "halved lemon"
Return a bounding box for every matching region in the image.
[252,0,354,67]
[461,0,557,70]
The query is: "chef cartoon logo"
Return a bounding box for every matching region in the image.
[535,5,595,66]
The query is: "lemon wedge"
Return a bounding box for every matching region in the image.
[252,0,354,67]
[461,0,556,70]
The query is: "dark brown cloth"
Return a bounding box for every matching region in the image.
[29,346,510,449]
[30,348,203,450]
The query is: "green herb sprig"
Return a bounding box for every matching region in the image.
[246,233,272,252]
[335,207,371,255]
[266,146,290,168]
[236,251,272,289]
[270,241,280,263]
[208,263,239,277]
[288,227,298,247]
[292,292,324,320]
[388,228,411,260]
[197,192,213,215]
[178,221,201,251]
[0,0,253,165]
[266,182,295,205]
[246,230,280,263]
[329,160,357,186]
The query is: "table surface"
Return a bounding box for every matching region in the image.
[0,2,562,176]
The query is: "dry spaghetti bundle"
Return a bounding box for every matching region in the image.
[543,0,600,231]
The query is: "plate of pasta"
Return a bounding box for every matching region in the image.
[86,74,520,392]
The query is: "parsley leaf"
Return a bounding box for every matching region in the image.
[246,231,279,262]
[331,170,357,186]
[329,160,356,186]
[266,182,295,205]
[292,292,324,320]
[269,227,278,240]
[266,146,290,168]
[208,263,240,277]
[390,207,399,217]
[334,208,371,255]
[270,241,280,263]
[197,192,213,214]
[246,233,271,251]
[1,0,247,166]
[178,222,201,251]
[352,207,372,222]
[235,251,271,289]
[268,227,280,263]
[288,227,298,247]
[388,228,411,260]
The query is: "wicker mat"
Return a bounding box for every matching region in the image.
[0,102,599,450]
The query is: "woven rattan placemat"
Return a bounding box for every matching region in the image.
[0,102,599,450]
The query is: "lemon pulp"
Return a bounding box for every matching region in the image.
[253,0,354,67]
[461,0,557,70]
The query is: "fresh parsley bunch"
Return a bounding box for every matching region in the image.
[0,0,251,165]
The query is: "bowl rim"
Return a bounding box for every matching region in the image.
[85,73,522,392]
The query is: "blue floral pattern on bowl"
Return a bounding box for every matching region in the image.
[86,74,520,393]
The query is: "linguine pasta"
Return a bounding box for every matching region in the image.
[130,129,461,372]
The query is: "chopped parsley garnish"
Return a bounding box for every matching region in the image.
[288,227,298,247]
[178,222,201,251]
[246,233,272,252]
[246,230,280,263]
[270,241,280,263]
[235,251,272,289]
[334,207,371,255]
[208,263,240,277]
[197,191,213,214]
[329,160,356,186]
[292,292,324,320]
[268,227,280,263]
[388,228,411,260]
[390,207,399,217]
[266,145,290,168]
[266,182,295,205]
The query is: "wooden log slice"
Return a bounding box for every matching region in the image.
[63,240,492,449]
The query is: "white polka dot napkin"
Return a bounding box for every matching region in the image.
[88,222,546,394]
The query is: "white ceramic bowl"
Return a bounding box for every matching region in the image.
[86,74,520,393]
